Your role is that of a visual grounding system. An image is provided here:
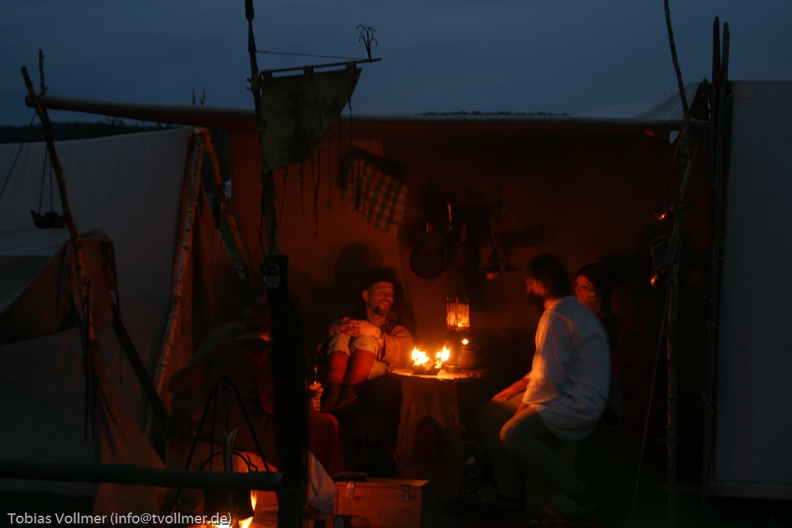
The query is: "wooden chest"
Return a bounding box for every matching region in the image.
[334,478,429,528]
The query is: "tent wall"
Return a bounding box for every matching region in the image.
[229,118,712,460]
[0,129,243,494]
[710,81,792,499]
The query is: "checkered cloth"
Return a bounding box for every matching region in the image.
[345,154,408,236]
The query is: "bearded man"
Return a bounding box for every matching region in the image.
[477,254,610,518]
[319,271,413,415]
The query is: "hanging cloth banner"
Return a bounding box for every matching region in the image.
[345,148,408,236]
[257,64,361,169]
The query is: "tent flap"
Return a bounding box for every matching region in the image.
[0,228,116,346]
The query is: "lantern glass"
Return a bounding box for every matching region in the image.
[446,299,470,330]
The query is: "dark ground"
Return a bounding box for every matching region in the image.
[2,485,790,528]
[419,427,792,528]
[2,379,789,527]
[2,436,791,528]
[418,421,792,528]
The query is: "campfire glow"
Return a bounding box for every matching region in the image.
[238,492,257,528]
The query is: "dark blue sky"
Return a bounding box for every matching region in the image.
[3,0,791,126]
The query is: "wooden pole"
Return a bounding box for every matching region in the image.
[20,66,92,341]
[664,0,690,116]
[22,63,170,450]
[25,94,707,133]
[701,19,731,504]
[665,236,680,528]
[111,305,169,435]
[664,130,699,527]
[244,6,304,528]
[146,129,204,439]
[201,127,254,281]
[244,0,279,289]
[0,459,282,491]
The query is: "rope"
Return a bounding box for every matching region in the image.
[257,49,362,61]
[37,148,47,213]
[0,113,38,202]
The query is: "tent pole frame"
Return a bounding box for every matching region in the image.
[701,18,732,504]
[21,65,92,342]
[146,128,205,442]
[22,62,169,453]
[202,127,255,282]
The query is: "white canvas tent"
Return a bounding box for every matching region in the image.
[708,81,792,500]
[0,128,246,503]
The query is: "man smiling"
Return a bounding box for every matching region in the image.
[320,271,413,416]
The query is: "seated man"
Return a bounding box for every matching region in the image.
[320,271,413,416]
[477,255,610,519]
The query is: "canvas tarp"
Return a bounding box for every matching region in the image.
[576,82,701,122]
[710,81,792,499]
[0,228,116,346]
[0,128,245,498]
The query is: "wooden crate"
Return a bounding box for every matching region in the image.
[334,478,429,528]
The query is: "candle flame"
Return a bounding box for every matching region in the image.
[411,348,431,366]
[412,346,451,368]
[437,346,451,366]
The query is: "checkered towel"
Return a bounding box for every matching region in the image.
[345,153,408,236]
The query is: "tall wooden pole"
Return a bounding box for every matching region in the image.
[664,129,699,527]
[20,66,92,342]
[662,2,696,522]
[701,19,731,505]
[244,4,304,528]
[665,232,680,527]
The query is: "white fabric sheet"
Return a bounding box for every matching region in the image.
[0,129,190,494]
[712,81,792,499]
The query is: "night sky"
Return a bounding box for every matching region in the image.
[2,0,791,125]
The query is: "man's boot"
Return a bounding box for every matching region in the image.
[330,384,361,417]
[320,382,343,413]
[330,349,376,416]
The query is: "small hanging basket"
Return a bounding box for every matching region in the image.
[30,210,68,229]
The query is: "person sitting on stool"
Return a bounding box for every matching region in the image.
[477,254,610,519]
[320,270,413,416]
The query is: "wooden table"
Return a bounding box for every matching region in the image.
[391,367,486,501]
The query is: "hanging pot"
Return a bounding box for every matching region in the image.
[409,247,445,280]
